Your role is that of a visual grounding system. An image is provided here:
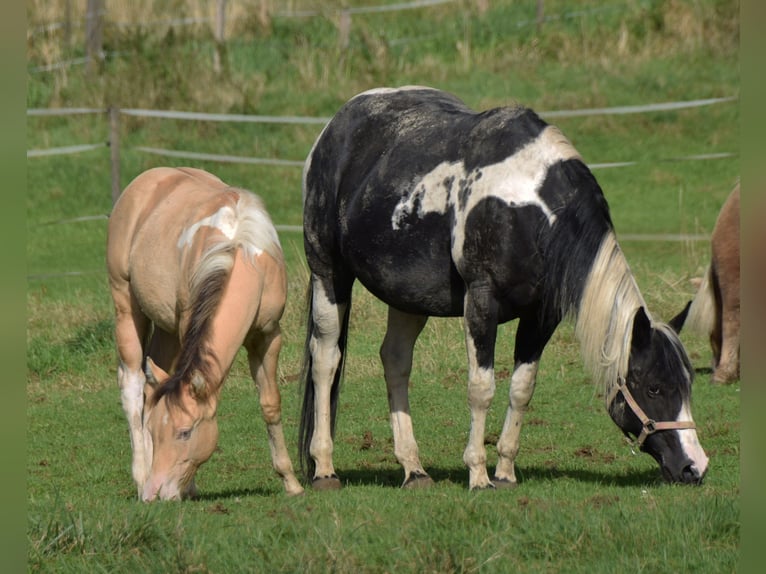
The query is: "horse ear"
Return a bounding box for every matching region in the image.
[189,371,208,400]
[631,306,652,350]
[668,300,691,334]
[144,357,169,404]
[145,357,169,386]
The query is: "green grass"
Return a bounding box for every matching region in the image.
[27,1,739,572]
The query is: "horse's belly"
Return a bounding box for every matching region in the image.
[350,250,464,317]
[129,256,182,334]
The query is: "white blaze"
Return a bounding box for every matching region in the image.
[677,401,709,475]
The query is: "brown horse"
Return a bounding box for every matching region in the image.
[671,182,740,384]
[107,167,303,500]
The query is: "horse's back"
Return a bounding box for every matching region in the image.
[302,87,599,318]
[107,167,274,332]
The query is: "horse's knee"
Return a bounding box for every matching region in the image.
[260,396,282,424]
[467,370,495,410]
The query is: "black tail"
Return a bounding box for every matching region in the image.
[297,281,351,481]
[669,300,692,333]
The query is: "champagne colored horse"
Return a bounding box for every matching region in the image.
[107,167,303,501]
[671,182,740,383]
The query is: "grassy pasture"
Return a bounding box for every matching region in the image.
[27,1,739,572]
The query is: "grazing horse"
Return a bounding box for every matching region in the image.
[299,86,709,490]
[107,167,303,501]
[671,182,740,384]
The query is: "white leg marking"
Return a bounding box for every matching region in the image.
[462,336,496,490]
[308,278,347,479]
[118,363,149,495]
[495,362,538,484]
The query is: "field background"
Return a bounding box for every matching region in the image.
[27,1,739,572]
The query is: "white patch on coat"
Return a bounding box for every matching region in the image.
[178,205,239,250]
[391,125,582,263]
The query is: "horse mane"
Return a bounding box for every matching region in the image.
[539,158,672,405]
[574,232,648,403]
[149,189,282,410]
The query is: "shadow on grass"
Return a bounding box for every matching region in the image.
[188,464,664,501]
[330,464,663,489]
[194,486,282,501]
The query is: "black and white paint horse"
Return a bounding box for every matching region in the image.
[299,86,708,490]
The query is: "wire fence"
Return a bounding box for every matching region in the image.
[26,94,738,176]
[27,93,738,280]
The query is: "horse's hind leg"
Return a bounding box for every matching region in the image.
[462,285,500,490]
[712,270,740,384]
[246,329,304,496]
[110,280,151,497]
[306,276,350,489]
[494,316,554,488]
[380,308,430,488]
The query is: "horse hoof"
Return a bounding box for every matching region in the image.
[470,482,496,491]
[402,473,434,489]
[492,477,518,489]
[312,475,342,491]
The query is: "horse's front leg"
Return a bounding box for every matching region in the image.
[494,316,554,487]
[380,307,431,488]
[247,329,304,496]
[111,285,151,498]
[462,285,499,490]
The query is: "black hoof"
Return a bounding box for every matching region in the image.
[402,472,434,489]
[492,477,518,489]
[471,482,497,491]
[312,474,342,491]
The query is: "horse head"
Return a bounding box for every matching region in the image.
[141,358,219,501]
[608,307,709,484]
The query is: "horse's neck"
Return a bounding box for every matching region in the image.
[203,250,282,387]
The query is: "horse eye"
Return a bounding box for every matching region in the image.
[177,429,193,441]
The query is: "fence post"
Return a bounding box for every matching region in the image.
[536,0,544,34]
[64,0,73,52]
[213,0,227,74]
[338,10,351,66]
[85,0,104,75]
[109,107,121,204]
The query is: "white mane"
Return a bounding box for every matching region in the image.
[575,232,650,405]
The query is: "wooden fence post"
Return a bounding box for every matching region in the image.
[338,10,351,66]
[213,0,227,74]
[64,0,73,52]
[536,0,544,34]
[85,0,104,75]
[109,107,121,204]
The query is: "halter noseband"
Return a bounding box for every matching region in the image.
[606,377,696,448]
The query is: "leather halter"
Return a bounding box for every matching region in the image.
[606,377,696,448]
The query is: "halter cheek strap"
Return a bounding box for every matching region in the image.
[606,377,696,448]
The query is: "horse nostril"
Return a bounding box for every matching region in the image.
[681,463,702,485]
